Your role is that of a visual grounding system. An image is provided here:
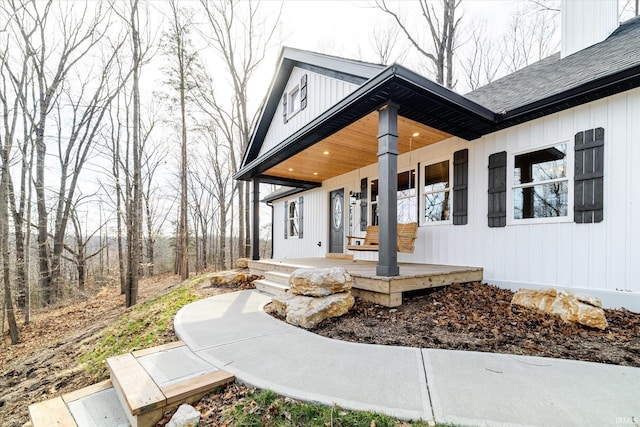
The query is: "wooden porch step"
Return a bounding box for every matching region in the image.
[107,344,235,427]
[254,278,289,296]
[29,381,123,427]
[29,396,77,427]
[108,353,165,418]
[326,253,354,260]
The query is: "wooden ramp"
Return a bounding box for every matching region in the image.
[28,342,234,427]
[249,258,483,307]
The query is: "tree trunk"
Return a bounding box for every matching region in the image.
[126,0,142,307]
[1,148,19,344]
[179,78,188,280]
[36,132,52,305]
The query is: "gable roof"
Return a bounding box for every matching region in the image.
[467,16,640,113]
[241,47,385,169]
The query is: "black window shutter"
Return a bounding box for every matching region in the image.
[360,178,368,231]
[284,200,288,239]
[487,151,507,227]
[453,149,469,225]
[282,94,288,123]
[574,127,604,223]
[298,196,304,238]
[300,74,308,110]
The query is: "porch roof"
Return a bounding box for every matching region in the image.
[235,64,496,185]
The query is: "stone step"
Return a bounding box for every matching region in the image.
[106,342,235,427]
[254,278,290,296]
[263,270,291,284]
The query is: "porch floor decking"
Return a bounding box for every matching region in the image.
[248,258,483,307]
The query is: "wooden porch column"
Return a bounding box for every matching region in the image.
[251,178,260,261]
[376,103,399,277]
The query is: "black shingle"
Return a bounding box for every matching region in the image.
[466,16,640,113]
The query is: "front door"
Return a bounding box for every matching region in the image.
[329,189,344,253]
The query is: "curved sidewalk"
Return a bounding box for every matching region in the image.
[175,290,640,426]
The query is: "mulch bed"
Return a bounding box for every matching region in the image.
[271,283,640,367]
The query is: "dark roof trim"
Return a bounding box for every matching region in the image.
[258,175,321,190]
[263,187,307,203]
[296,63,370,85]
[498,62,640,128]
[394,66,496,123]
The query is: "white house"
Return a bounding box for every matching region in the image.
[235,2,640,312]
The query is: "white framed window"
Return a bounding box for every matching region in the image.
[288,199,300,238]
[370,169,417,225]
[423,158,451,224]
[289,86,301,115]
[510,141,572,223]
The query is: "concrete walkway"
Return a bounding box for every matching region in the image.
[174,290,640,427]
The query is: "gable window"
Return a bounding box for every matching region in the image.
[284,197,304,239]
[424,160,451,222]
[282,74,307,123]
[289,87,300,115]
[370,169,416,225]
[513,143,569,220]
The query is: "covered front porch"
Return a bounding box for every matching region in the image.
[249,257,483,307]
[235,52,496,278]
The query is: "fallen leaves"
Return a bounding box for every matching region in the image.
[310,282,640,367]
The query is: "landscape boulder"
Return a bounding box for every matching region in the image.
[210,271,252,286]
[272,292,355,329]
[511,288,608,330]
[289,267,352,297]
[235,258,249,269]
[167,404,200,427]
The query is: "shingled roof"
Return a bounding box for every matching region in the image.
[466,16,640,113]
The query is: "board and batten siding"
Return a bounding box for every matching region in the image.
[257,66,360,158]
[273,190,327,259]
[269,88,640,310]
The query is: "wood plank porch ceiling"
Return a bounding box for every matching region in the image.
[264,112,451,183]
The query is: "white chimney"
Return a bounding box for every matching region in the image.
[561,0,619,58]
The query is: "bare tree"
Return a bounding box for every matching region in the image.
[500,3,559,73]
[67,200,107,291]
[375,0,462,88]
[4,0,125,305]
[459,21,500,90]
[140,119,169,277]
[371,24,404,65]
[126,0,143,307]
[199,0,281,260]
[0,7,34,321]
[163,0,202,280]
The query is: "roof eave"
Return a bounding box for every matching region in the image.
[497,63,640,127]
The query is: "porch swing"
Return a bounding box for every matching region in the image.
[346,133,418,254]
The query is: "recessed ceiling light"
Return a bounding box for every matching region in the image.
[288,168,293,171]
[412,132,420,137]
[313,172,318,176]
[323,151,329,155]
